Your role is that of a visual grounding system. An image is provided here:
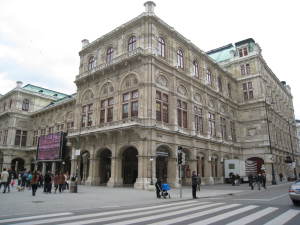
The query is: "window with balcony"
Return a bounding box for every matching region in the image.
[194,106,203,134]
[0,130,2,144]
[230,121,236,141]
[22,99,29,111]
[240,63,251,75]
[106,47,113,64]
[3,102,6,111]
[218,77,223,92]
[128,36,137,52]
[9,99,12,109]
[243,82,254,100]
[88,56,96,71]
[100,97,114,123]
[177,99,187,128]
[206,69,212,85]
[48,127,54,134]
[156,91,169,123]
[177,49,184,69]
[67,121,74,130]
[32,130,38,146]
[122,90,139,119]
[228,83,232,98]
[220,117,227,140]
[81,104,93,127]
[158,37,165,57]
[3,130,8,145]
[15,130,27,147]
[208,112,216,137]
[193,60,199,78]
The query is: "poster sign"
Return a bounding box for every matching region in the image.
[37,132,64,161]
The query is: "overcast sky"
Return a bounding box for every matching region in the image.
[1,0,299,118]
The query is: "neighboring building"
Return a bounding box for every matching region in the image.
[296,119,300,154]
[0,1,298,188]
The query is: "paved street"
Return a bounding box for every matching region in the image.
[0,182,299,224]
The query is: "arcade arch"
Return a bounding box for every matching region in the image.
[97,148,112,184]
[11,158,25,172]
[121,146,138,186]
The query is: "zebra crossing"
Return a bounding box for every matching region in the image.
[0,200,299,225]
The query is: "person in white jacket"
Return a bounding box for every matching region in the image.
[1,168,9,193]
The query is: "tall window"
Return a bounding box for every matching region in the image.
[0,130,2,143]
[230,121,236,141]
[240,64,251,75]
[218,77,223,92]
[3,102,6,111]
[220,117,227,140]
[3,130,8,145]
[156,91,169,123]
[194,106,203,134]
[238,47,248,57]
[22,99,29,111]
[88,56,96,71]
[9,99,12,109]
[243,82,254,100]
[81,104,93,127]
[106,47,113,64]
[15,130,27,147]
[158,37,165,57]
[206,69,212,85]
[128,36,137,52]
[177,99,188,128]
[48,127,54,134]
[122,90,139,119]
[208,112,216,137]
[32,130,38,146]
[193,60,199,77]
[228,83,232,98]
[100,97,114,123]
[67,121,74,130]
[177,49,184,68]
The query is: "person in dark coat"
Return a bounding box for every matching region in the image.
[256,173,262,190]
[262,172,267,189]
[31,171,40,196]
[191,171,198,199]
[44,172,52,193]
[248,174,254,190]
[231,173,236,186]
[155,178,162,198]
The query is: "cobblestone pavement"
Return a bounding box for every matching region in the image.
[0,182,290,218]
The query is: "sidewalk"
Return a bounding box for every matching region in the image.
[0,182,291,218]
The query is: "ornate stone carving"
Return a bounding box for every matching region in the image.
[177,84,187,96]
[194,93,202,103]
[122,74,139,90]
[156,74,168,87]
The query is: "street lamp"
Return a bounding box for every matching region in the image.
[265,100,277,185]
[150,156,154,185]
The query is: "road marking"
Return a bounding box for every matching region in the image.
[59,202,222,225]
[148,204,241,225]
[13,201,203,225]
[0,212,73,224]
[234,193,288,201]
[189,205,258,225]
[226,207,278,225]
[263,209,300,225]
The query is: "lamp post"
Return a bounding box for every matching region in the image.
[150,156,154,185]
[288,121,297,180]
[265,100,277,185]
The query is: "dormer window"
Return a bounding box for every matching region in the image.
[238,47,248,57]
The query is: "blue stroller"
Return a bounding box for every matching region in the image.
[161,183,171,199]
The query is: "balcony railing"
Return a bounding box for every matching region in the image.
[76,47,144,80]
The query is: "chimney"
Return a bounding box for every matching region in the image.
[81,39,89,49]
[16,81,23,88]
[144,1,156,14]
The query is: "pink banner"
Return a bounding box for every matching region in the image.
[37,133,62,160]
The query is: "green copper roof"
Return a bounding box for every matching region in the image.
[22,84,68,99]
[207,44,235,63]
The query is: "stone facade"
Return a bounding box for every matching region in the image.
[0,1,299,188]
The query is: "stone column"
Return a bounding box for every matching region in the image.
[51,162,56,175]
[42,162,46,176]
[86,157,100,186]
[107,157,123,187]
[204,158,213,184]
[168,157,180,188]
[134,155,146,189]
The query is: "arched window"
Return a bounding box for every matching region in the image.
[106,47,113,64]
[128,36,137,52]
[193,60,199,77]
[177,49,184,68]
[88,56,96,71]
[158,37,165,57]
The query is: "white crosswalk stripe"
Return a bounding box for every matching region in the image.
[3,201,300,225]
[263,209,300,225]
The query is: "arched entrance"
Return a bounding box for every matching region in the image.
[11,158,25,172]
[156,145,171,183]
[99,149,112,184]
[80,151,90,183]
[246,157,264,175]
[122,147,138,186]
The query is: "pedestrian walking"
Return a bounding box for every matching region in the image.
[58,173,65,193]
[31,171,40,196]
[231,173,236,186]
[54,173,59,193]
[279,173,283,182]
[235,174,240,186]
[256,173,262,190]
[1,168,9,193]
[191,171,198,199]
[44,171,52,193]
[248,174,254,190]
[262,172,267,189]
[155,178,162,198]
[197,174,201,191]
